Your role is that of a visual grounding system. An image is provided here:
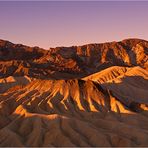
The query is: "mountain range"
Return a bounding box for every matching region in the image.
[0,38,148,147]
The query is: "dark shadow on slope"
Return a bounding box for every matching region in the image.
[119,41,137,66]
[0,76,30,93]
[101,75,148,112]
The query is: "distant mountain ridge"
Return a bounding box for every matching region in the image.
[0,38,147,79]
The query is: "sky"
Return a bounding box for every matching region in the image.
[0,1,148,49]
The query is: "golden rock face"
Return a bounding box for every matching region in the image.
[0,38,148,147]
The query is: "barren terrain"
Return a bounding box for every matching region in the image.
[0,38,148,147]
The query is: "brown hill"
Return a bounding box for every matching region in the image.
[0,38,147,78]
[0,38,148,147]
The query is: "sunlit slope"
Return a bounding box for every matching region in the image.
[84,66,148,109]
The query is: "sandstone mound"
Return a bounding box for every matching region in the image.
[83,66,129,83]
[84,66,148,107]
